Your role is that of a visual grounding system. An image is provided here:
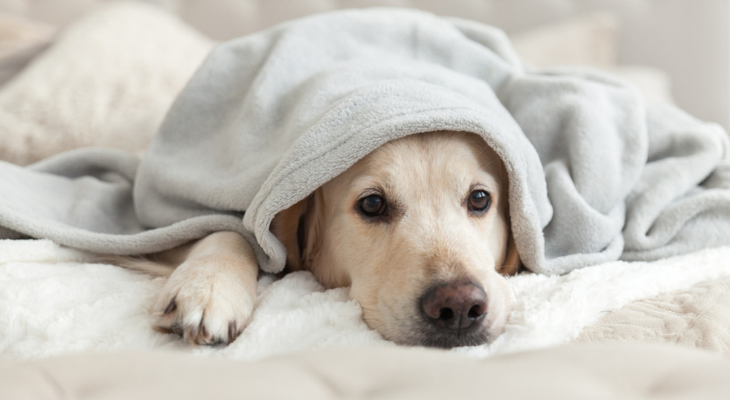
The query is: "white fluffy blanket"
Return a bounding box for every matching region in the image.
[2,238,729,360]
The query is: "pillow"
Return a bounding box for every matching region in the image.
[509,12,620,69]
[0,2,213,165]
[607,66,675,104]
[509,12,674,104]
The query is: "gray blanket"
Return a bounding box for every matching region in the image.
[1,9,729,275]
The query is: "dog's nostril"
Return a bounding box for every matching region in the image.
[438,307,454,321]
[467,304,485,319]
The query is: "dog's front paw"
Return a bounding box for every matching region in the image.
[153,256,256,345]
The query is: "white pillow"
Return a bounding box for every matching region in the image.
[607,66,675,105]
[509,12,674,105]
[0,2,213,165]
[509,12,620,69]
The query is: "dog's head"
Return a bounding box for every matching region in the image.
[272,131,519,348]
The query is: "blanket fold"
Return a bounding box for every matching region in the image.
[1,8,729,275]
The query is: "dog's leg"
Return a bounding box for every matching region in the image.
[154,231,257,345]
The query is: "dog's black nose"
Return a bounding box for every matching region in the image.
[421,281,487,331]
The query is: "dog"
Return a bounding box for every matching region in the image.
[117,131,520,348]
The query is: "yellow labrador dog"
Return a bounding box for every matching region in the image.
[121,131,520,348]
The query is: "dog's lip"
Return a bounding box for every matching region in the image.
[410,318,491,349]
[414,330,490,349]
[428,320,484,335]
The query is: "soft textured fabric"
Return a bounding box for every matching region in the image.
[577,277,730,353]
[1,4,672,169]
[0,0,722,130]
[4,238,730,360]
[3,343,730,400]
[0,4,213,166]
[1,7,729,275]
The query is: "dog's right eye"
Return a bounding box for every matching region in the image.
[359,195,387,217]
[468,190,491,214]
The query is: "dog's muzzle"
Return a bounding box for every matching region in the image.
[417,280,490,348]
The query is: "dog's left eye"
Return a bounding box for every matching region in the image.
[468,190,491,213]
[359,195,387,217]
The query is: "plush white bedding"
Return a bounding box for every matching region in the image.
[578,277,730,353]
[2,238,729,360]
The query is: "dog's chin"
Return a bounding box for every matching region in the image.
[394,321,493,349]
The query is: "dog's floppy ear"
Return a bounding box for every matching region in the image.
[270,190,324,272]
[500,232,521,276]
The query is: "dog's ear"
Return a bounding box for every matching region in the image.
[500,232,521,276]
[270,190,324,272]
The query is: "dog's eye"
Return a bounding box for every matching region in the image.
[359,195,387,217]
[468,190,491,213]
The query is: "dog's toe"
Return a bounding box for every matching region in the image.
[154,296,250,346]
[152,260,255,346]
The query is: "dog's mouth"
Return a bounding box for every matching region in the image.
[387,306,492,349]
[409,320,491,348]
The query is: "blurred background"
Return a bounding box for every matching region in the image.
[0,0,725,128]
[0,0,727,165]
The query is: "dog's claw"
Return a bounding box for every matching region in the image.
[163,298,177,315]
[156,312,246,346]
[228,321,238,345]
[153,325,174,334]
[187,325,200,345]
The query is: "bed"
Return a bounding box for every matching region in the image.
[1,1,729,398]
